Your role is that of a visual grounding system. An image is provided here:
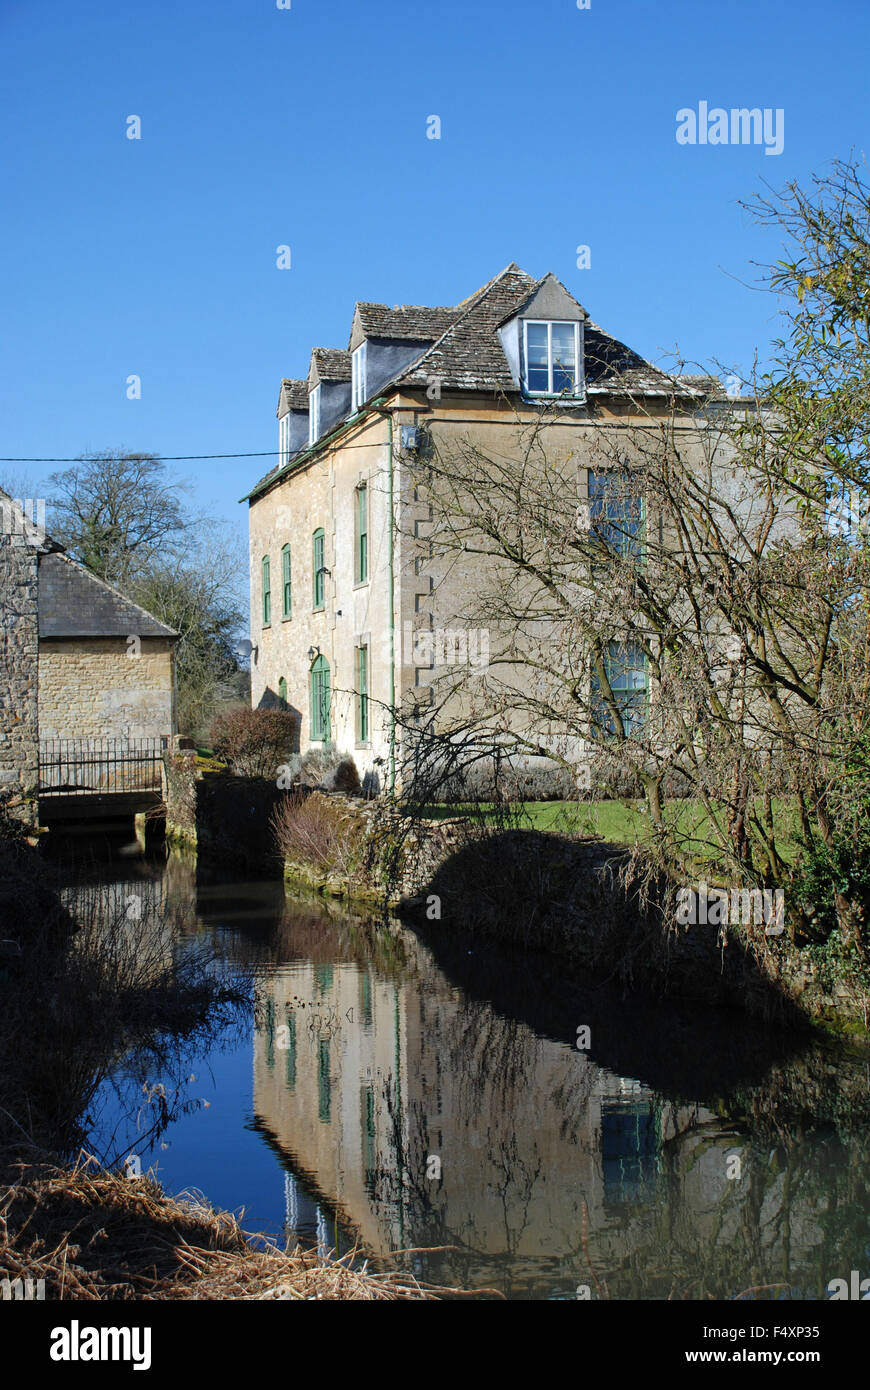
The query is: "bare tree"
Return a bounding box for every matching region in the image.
[46,451,195,587]
[391,157,870,958]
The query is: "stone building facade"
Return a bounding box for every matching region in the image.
[247,262,748,793]
[36,553,177,741]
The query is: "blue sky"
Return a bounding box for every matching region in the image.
[1,0,868,567]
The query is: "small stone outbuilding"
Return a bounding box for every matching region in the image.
[37,552,178,741]
[0,487,178,822]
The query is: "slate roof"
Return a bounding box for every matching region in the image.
[398,264,540,393]
[309,348,351,384]
[250,263,723,500]
[352,303,459,345]
[277,378,309,415]
[38,552,178,640]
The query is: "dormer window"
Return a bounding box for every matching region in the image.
[351,342,368,411]
[308,384,321,444]
[523,320,581,397]
[279,413,291,469]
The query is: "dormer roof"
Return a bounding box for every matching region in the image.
[308,348,351,389]
[276,378,309,418]
[496,270,588,326]
[349,302,459,351]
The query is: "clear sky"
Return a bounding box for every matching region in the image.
[1,0,868,571]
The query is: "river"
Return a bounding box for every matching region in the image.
[54,842,870,1301]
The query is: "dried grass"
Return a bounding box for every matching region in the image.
[0,1155,473,1301]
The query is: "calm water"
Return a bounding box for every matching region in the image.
[57,847,870,1300]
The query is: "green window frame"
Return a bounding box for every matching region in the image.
[588,471,645,560]
[356,643,369,743]
[261,555,271,626]
[318,1038,331,1123]
[359,971,373,1026]
[278,676,287,706]
[310,653,331,741]
[281,543,292,618]
[313,528,325,610]
[591,641,648,738]
[355,483,368,584]
[283,1012,296,1089]
[361,1083,376,1179]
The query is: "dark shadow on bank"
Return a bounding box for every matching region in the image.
[395,827,863,1117]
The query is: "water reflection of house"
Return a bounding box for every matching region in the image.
[252,933,721,1283]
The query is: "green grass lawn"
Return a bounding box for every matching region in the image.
[421,798,804,864]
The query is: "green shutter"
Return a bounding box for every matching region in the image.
[357,644,369,743]
[313,529,325,609]
[282,544,291,617]
[356,485,368,583]
[310,654,331,741]
[262,556,271,626]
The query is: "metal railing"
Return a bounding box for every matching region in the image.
[38,737,167,796]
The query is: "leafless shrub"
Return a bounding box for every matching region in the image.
[210,707,300,777]
[271,791,364,877]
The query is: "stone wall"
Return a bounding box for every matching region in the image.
[0,526,39,820]
[38,637,175,740]
[248,411,392,776]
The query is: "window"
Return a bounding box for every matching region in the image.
[356,643,369,743]
[588,472,645,559]
[279,413,291,469]
[351,342,368,411]
[310,653,331,741]
[261,555,271,626]
[312,528,325,609]
[308,384,321,444]
[283,1012,296,1089]
[359,970,373,1026]
[281,544,292,617]
[591,641,648,737]
[354,482,368,584]
[601,1101,660,1205]
[278,676,287,706]
[318,1038,331,1123]
[523,320,580,396]
[361,1083,376,1180]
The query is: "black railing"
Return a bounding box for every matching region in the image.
[38,737,167,796]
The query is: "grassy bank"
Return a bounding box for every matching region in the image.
[422,797,803,863]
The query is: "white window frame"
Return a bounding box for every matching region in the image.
[279,413,291,468]
[351,342,368,411]
[308,384,321,445]
[522,319,581,397]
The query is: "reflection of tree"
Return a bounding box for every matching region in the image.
[576,1122,870,1300]
[490,1133,543,1255]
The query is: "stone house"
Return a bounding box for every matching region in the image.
[245,262,742,793]
[37,551,177,741]
[0,489,177,818]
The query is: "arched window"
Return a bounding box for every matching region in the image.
[278,676,288,706]
[281,544,292,618]
[312,528,325,610]
[309,654,330,741]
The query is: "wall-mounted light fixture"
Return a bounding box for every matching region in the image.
[307,646,320,663]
